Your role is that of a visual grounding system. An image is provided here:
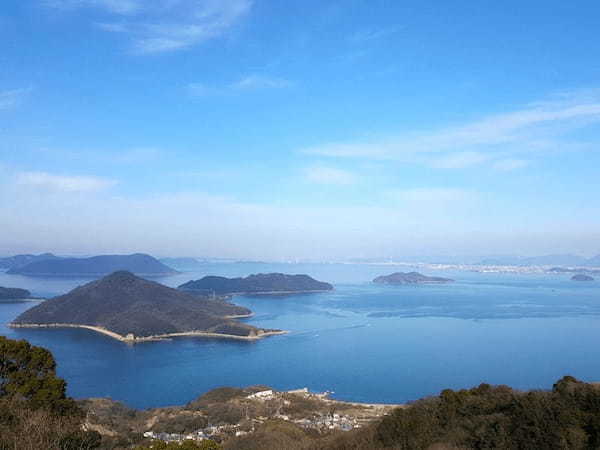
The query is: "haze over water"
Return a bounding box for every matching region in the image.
[1,262,600,409]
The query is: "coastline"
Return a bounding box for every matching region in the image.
[9,323,288,343]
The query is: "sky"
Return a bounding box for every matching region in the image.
[1,0,600,260]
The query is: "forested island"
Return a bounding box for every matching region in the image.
[179,273,334,295]
[373,271,454,285]
[7,253,177,277]
[0,286,31,300]
[10,271,283,342]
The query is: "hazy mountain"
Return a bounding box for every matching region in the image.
[478,254,590,267]
[179,273,334,295]
[8,253,177,277]
[11,271,267,338]
[0,253,59,270]
[0,287,31,300]
[373,272,454,285]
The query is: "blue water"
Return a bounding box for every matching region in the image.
[1,263,600,409]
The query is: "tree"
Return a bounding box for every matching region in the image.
[0,336,77,414]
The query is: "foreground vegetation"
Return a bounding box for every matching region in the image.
[5,334,600,449]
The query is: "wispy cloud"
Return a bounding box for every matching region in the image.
[492,158,529,171]
[47,0,252,53]
[188,74,293,96]
[303,166,357,185]
[349,26,401,44]
[46,0,140,14]
[0,87,32,110]
[301,91,600,169]
[16,171,117,192]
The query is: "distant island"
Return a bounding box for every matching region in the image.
[373,271,454,285]
[179,273,334,295]
[0,252,59,270]
[572,274,594,282]
[7,253,177,277]
[0,286,31,300]
[10,271,283,342]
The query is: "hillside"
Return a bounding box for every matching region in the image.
[373,272,454,285]
[179,273,334,295]
[7,253,177,276]
[0,286,31,300]
[0,252,59,270]
[11,271,278,341]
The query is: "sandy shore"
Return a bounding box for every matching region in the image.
[9,323,287,343]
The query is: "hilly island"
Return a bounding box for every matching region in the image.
[373,271,454,285]
[0,286,31,300]
[7,253,177,277]
[179,272,334,295]
[10,271,283,342]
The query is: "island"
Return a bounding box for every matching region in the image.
[0,252,59,270]
[373,271,454,284]
[0,286,31,300]
[7,253,177,277]
[10,271,284,342]
[571,274,594,282]
[178,273,334,295]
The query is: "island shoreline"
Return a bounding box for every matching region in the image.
[9,323,288,343]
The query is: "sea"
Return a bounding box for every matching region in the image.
[1,262,600,409]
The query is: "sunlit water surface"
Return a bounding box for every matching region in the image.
[1,263,599,409]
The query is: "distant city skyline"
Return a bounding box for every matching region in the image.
[2,1,600,259]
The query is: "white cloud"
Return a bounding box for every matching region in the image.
[47,0,252,53]
[0,87,32,110]
[301,91,600,169]
[231,75,293,90]
[188,75,293,96]
[304,166,357,185]
[428,151,490,169]
[15,171,117,192]
[492,159,529,171]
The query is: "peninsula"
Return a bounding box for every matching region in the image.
[7,253,177,277]
[0,286,32,300]
[10,271,283,342]
[373,271,454,285]
[178,272,334,295]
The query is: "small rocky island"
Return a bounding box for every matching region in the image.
[373,271,454,285]
[179,273,334,295]
[571,274,595,282]
[7,253,177,277]
[11,271,283,342]
[0,286,32,300]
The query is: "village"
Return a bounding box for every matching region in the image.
[137,388,397,446]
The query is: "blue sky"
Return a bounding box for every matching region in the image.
[1,0,600,260]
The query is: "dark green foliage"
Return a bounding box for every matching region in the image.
[372,377,600,449]
[0,336,99,450]
[179,273,334,295]
[0,335,77,414]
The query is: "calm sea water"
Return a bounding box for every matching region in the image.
[1,262,599,409]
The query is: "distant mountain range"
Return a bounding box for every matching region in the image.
[11,271,275,340]
[0,286,31,300]
[7,253,177,277]
[0,253,59,270]
[179,273,334,295]
[477,254,600,267]
[373,272,454,285]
